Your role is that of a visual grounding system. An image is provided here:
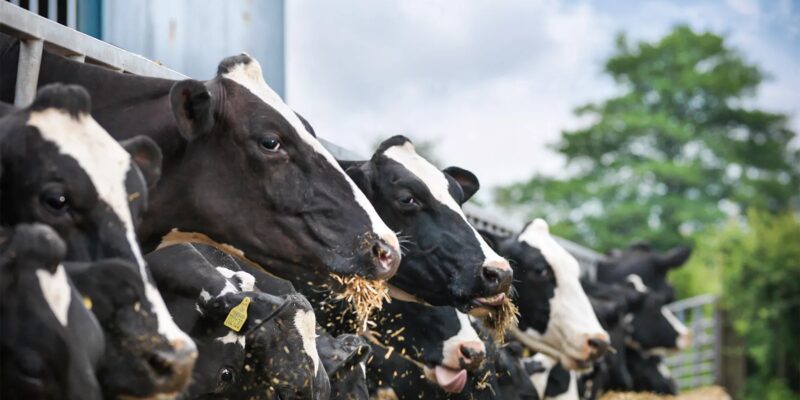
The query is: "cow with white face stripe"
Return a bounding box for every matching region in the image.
[0,39,401,285]
[342,136,512,314]
[0,224,104,400]
[0,85,197,395]
[482,219,610,370]
[367,301,487,394]
[622,275,691,354]
[147,242,330,399]
[598,242,692,302]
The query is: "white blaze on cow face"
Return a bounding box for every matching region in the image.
[518,219,608,362]
[220,58,399,253]
[381,141,508,269]
[36,264,72,327]
[27,109,195,349]
[626,274,649,293]
[440,312,484,369]
[217,331,246,348]
[661,306,691,350]
[294,309,320,375]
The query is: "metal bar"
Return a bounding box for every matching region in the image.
[667,293,717,312]
[9,0,19,6]
[66,0,76,28]
[14,37,44,106]
[0,2,186,79]
[47,0,56,21]
[28,0,38,14]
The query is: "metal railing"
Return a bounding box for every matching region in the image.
[1,4,719,393]
[664,294,720,391]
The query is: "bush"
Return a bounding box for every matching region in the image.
[670,210,800,398]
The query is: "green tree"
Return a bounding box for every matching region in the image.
[495,26,799,251]
[676,211,800,399]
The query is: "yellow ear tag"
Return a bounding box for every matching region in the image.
[83,296,93,310]
[224,296,251,332]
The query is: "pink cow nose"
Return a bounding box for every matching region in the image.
[457,341,486,371]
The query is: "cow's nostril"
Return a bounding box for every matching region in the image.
[458,342,486,370]
[370,240,400,280]
[587,338,610,358]
[147,351,176,377]
[479,265,513,293]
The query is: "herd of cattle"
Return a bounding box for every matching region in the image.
[0,33,695,399]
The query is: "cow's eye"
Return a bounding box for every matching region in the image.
[259,137,281,152]
[533,265,549,278]
[399,196,416,205]
[219,367,234,383]
[40,188,69,215]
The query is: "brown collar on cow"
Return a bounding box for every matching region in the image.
[156,229,269,274]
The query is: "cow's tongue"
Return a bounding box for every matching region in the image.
[434,365,468,393]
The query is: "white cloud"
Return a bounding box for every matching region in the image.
[287,0,800,191]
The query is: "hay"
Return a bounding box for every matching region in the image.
[482,296,519,342]
[330,273,391,333]
[600,386,731,400]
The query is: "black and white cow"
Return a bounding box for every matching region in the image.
[316,332,372,400]
[0,37,401,284]
[0,224,104,400]
[146,242,330,399]
[0,84,197,394]
[368,300,487,394]
[620,274,691,355]
[341,135,512,315]
[626,348,678,395]
[597,242,692,301]
[482,219,610,370]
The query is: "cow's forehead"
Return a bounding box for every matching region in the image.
[517,219,580,278]
[220,58,391,240]
[294,309,320,375]
[382,142,503,261]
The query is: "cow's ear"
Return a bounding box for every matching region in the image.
[170,79,215,141]
[443,166,480,203]
[657,246,692,270]
[341,160,375,199]
[120,135,162,190]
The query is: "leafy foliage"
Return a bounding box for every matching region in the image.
[495,26,800,251]
[682,211,800,398]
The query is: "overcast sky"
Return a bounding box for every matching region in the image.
[286,0,800,194]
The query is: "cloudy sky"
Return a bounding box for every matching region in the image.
[286,0,800,194]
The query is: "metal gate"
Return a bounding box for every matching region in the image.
[1,2,718,393]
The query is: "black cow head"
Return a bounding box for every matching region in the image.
[369,300,486,394]
[157,54,400,282]
[192,291,329,400]
[624,275,691,354]
[0,84,196,393]
[66,259,195,398]
[0,224,104,400]
[147,243,329,399]
[598,242,692,299]
[0,85,160,265]
[627,349,678,395]
[482,219,609,370]
[342,135,512,314]
[317,332,372,400]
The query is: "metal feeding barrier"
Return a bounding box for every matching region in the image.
[1,2,719,393]
[664,294,721,391]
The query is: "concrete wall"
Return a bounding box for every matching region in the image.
[101,0,285,97]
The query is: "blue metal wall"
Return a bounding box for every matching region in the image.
[100,0,285,98]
